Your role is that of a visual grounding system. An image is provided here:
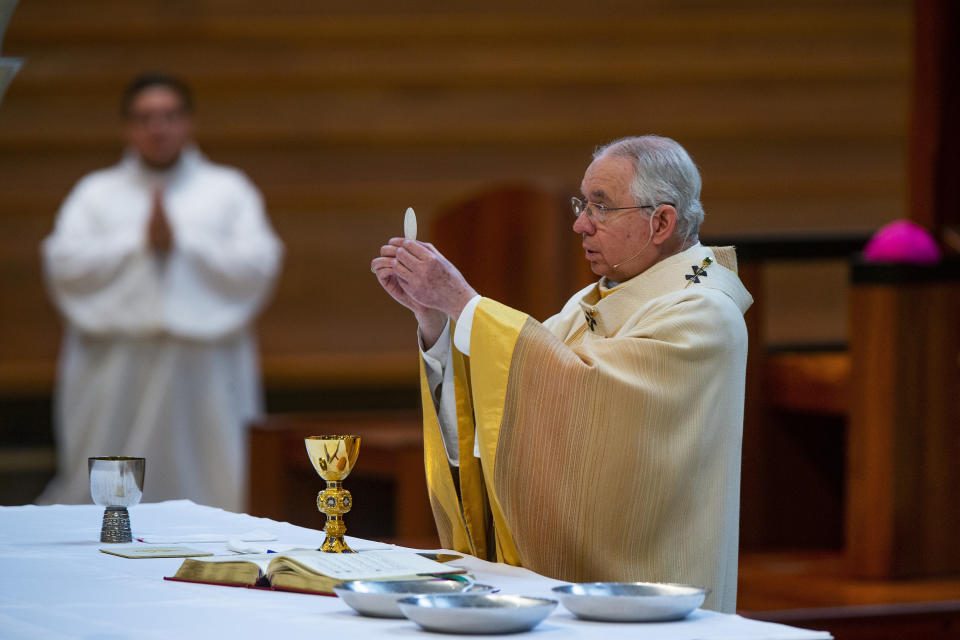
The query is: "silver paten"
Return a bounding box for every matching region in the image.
[334,578,494,618]
[397,593,557,634]
[551,582,707,622]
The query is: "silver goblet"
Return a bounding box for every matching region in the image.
[89,457,145,543]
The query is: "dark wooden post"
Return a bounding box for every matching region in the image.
[845,260,960,577]
[909,0,960,238]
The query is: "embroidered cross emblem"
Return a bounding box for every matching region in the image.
[684,257,713,285]
[584,310,597,331]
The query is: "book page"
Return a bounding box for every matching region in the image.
[170,553,275,586]
[189,553,275,573]
[273,549,458,581]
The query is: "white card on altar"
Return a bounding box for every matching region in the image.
[100,544,213,559]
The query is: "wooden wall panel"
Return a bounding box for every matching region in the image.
[0,1,910,392]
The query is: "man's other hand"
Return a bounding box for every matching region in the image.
[372,241,447,346]
[390,238,477,320]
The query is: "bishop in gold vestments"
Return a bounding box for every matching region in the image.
[374,136,753,612]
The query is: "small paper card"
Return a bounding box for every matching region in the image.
[100,544,213,559]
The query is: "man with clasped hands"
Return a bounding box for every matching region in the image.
[372,135,752,612]
[38,73,283,512]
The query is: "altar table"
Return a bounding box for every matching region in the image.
[0,501,831,639]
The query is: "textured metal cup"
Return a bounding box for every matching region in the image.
[305,435,360,552]
[88,457,145,543]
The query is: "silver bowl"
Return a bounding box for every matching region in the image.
[551,582,707,622]
[333,579,495,618]
[397,593,557,634]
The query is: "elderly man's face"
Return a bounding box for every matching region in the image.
[124,86,193,169]
[574,153,657,281]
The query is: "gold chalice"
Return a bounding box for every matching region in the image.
[89,456,145,543]
[305,435,361,553]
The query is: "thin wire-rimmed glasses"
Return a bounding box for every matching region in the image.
[571,197,674,224]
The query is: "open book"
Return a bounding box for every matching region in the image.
[166,549,465,596]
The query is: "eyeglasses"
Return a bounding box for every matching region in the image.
[571,197,674,224]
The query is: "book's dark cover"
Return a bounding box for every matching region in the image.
[163,575,336,597]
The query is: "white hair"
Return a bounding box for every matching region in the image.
[594,135,705,243]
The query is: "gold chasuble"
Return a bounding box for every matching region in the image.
[418,244,753,613]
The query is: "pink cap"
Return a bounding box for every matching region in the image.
[862,220,941,265]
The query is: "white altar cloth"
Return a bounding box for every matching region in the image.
[0,501,831,639]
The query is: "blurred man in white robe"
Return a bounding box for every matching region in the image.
[36,73,283,512]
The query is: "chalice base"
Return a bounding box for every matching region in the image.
[100,506,132,543]
[320,535,356,553]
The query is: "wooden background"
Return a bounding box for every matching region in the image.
[0,0,909,396]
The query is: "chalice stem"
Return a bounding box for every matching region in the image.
[100,505,132,543]
[318,480,355,553]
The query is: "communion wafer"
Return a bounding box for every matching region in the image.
[404,207,417,241]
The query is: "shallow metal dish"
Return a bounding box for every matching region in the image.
[397,593,557,634]
[333,579,494,619]
[551,582,707,622]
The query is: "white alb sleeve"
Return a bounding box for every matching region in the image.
[452,294,482,355]
[420,321,460,466]
[42,177,163,336]
[164,173,283,340]
[450,294,483,460]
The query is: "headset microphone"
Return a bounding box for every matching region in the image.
[611,247,647,269]
[610,212,657,269]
